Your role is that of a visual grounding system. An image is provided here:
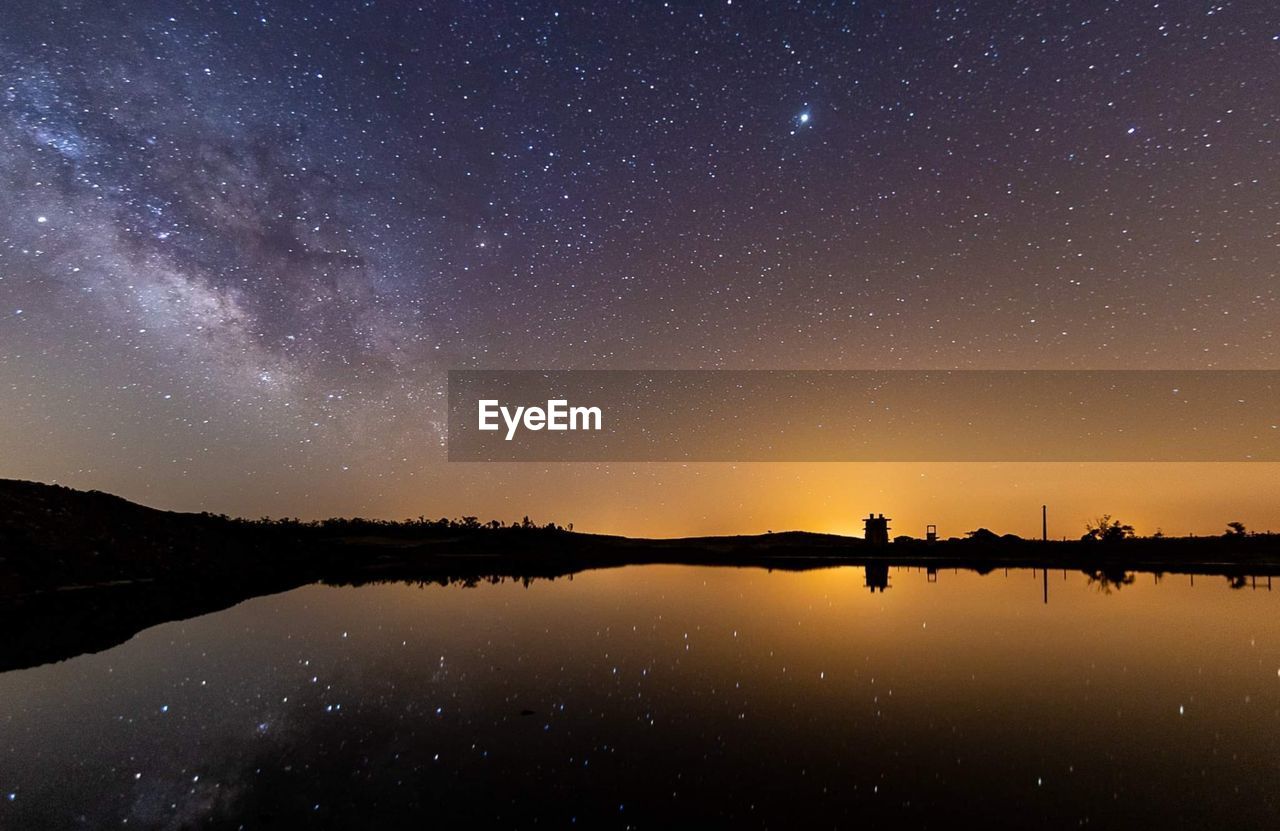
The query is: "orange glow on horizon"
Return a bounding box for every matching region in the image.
[26,460,1266,542]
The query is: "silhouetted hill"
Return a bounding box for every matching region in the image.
[0,479,310,587]
[2,479,214,555]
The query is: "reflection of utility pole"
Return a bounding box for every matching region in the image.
[1043,566,1048,605]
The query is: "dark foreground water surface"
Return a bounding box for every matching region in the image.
[1,564,1278,828]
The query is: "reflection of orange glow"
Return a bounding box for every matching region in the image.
[356,564,1280,697]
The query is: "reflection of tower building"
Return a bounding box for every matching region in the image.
[863,513,891,545]
[864,563,890,592]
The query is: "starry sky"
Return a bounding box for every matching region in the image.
[1,1,1277,537]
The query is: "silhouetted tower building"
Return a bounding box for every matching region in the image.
[864,513,891,545]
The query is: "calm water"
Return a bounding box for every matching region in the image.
[1,565,1278,828]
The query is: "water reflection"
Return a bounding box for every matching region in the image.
[864,562,890,592]
[0,565,1277,828]
[1085,567,1138,594]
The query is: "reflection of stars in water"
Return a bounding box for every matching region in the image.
[2,565,1275,825]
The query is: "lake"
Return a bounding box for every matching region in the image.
[1,564,1277,828]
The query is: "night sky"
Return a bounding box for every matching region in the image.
[1,1,1277,537]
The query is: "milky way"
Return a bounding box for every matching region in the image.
[1,1,1277,532]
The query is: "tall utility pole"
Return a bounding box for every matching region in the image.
[1042,505,1049,603]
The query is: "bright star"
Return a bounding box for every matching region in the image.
[798,112,810,124]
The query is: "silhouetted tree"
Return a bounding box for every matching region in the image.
[1225,521,1247,537]
[1084,514,1134,542]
